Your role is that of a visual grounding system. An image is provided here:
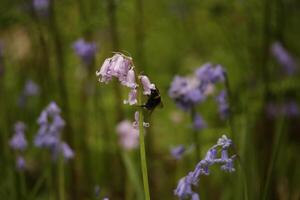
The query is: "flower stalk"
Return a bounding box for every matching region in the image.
[138,84,151,200]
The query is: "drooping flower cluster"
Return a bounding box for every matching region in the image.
[34,102,74,161]
[9,121,28,170]
[174,135,236,200]
[116,120,139,150]
[271,42,298,75]
[73,38,97,65]
[169,63,228,130]
[266,101,299,118]
[96,53,156,107]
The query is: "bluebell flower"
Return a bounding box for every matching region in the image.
[16,156,26,171]
[195,63,225,84]
[215,90,229,119]
[33,0,49,16]
[23,80,40,96]
[192,113,206,130]
[9,122,27,151]
[73,38,97,65]
[174,135,236,200]
[34,102,74,161]
[271,42,297,75]
[266,101,299,118]
[170,145,186,160]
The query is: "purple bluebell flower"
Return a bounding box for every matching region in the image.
[33,0,49,16]
[271,42,298,75]
[215,90,229,119]
[73,38,97,65]
[124,89,138,105]
[192,113,206,130]
[116,120,139,150]
[195,63,225,84]
[24,80,40,96]
[170,145,186,160]
[266,101,299,118]
[174,135,236,200]
[34,102,74,161]
[9,122,27,151]
[16,156,26,171]
[169,76,204,110]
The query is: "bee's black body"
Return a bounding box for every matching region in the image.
[142,88,162,111]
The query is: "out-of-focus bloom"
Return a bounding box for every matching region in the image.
[33,0,49,15]
[24,80,40,96]
[73,38,97,65]
[116,120,139,150]
[60,142,74,160]
[34,102,65,148]
[170,145,186,160]
[195,63,225,84]
[94,185,101,198]
[169,63,226,111]
[192,113,206,130]
[271,42,298,75]
[9,122,27,151]
[266,101,299,118]
[169,75,204,110]
[215,90,229,119]
[34,102,74,161]
[16,156,26,171]
[18,80,40,107]
[174,135,236,200]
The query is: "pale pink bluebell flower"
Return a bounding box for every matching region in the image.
[139,75,156,95]
[116,120,139,150]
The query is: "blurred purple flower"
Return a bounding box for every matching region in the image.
[60,142,74,160]
[34,102,74,161]
[215,90,229,119]
[116,120,139,150]
[73,38,97,65]
[169,63,226,111]
[192,113,206,130]
[24,80,40,96]
[266,101,299,118]
[16,156,26,171]
[271,42,298,75]
[33,0,49,16]
[195,63,226,84]
[174,135,236,200]
[9,122,27,151]
[170,145,186,160]
[168,75,204,110]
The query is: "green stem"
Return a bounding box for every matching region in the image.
[190,107,200,162]
[58,156,65,200]
[138,90,151,200]
[262,117,285,200]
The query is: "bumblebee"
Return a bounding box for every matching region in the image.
[142,88,163,112]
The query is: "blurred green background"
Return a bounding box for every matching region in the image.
[0,0,300,199]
